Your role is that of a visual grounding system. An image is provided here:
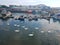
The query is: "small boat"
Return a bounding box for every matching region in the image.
[0,9,12,19]
[28,16,33,21]
[32,16,38,21]
[53,14,60,20]
[18,16,24,21]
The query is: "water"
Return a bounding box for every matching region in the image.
[0,13,60,45]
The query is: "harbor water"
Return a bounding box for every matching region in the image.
[0,13,60,45]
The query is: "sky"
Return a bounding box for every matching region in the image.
[0,0,60,7]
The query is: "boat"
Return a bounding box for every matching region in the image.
[28,16,33,21]
[14,15,27,20]
[53,14,60,20]
[0,9,12,19]
[27,10,32,14]
[32,16,38,21]
[18,16,24,21]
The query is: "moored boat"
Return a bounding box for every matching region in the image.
[53,14,60,20]
[0,9,12,19]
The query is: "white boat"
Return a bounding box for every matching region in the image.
[1,9,12,19]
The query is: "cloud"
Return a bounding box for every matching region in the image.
[0,0,60,7]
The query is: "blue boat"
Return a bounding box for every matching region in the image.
[53,14,60,21]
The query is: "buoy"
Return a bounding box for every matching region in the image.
[17,25,20,27]
[22,26,25,28]
[7,23,10,25]
[41,31,44,33]
[28,34,34,36]
[15,30,20,32]
[35,27,39,30]
[48,31,51,33]
[14,24,17,26]
[24,28,28,30]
